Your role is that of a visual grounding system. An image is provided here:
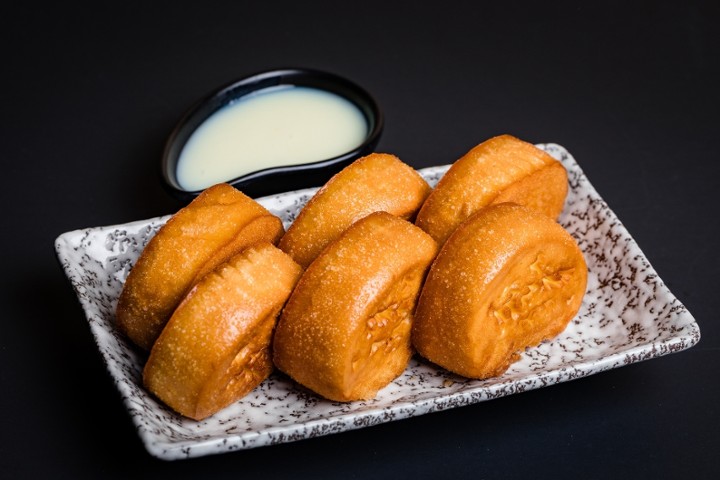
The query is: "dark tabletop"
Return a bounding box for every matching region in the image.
[2,1,718,479]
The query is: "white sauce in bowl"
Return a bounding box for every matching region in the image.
[176,86,368,192]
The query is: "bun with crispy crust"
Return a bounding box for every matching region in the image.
[273,211,439,402]
[143,242,302,420]
[413,203,587,379]
[116,183,285,351]
[415,134,568,245]
[278,153,431,269]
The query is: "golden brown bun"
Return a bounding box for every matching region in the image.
[116,184,284,351]
[415,134,568,245]
[143,243,302,420]
[273,212,439,402]
[278,153,431,269]
[412,203,587,379]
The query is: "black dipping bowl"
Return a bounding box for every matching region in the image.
[161,68,383,200]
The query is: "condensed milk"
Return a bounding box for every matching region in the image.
[176,86,368,192]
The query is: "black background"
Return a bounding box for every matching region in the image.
[2,1,718,478]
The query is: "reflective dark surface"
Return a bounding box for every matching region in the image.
[3,2,718,479]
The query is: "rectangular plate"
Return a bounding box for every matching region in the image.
[55,144,700,460]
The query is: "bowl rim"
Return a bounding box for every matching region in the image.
[161,68,384,199]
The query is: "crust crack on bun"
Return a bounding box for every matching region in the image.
[143,242,302,421]
[412,203,587,379]
[273,211,439,402]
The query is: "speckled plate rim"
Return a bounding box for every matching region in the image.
[54,143,700,460]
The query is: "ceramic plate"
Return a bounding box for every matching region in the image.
[55,144,700,460]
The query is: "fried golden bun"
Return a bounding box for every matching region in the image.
[412,203,587,379]
[116,183,284,351]
[273,211,439,402]
[143,242,302,420]
[278,153,431,269]
[415,134,568,245]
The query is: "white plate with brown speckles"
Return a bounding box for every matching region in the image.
[55,144,700,460]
